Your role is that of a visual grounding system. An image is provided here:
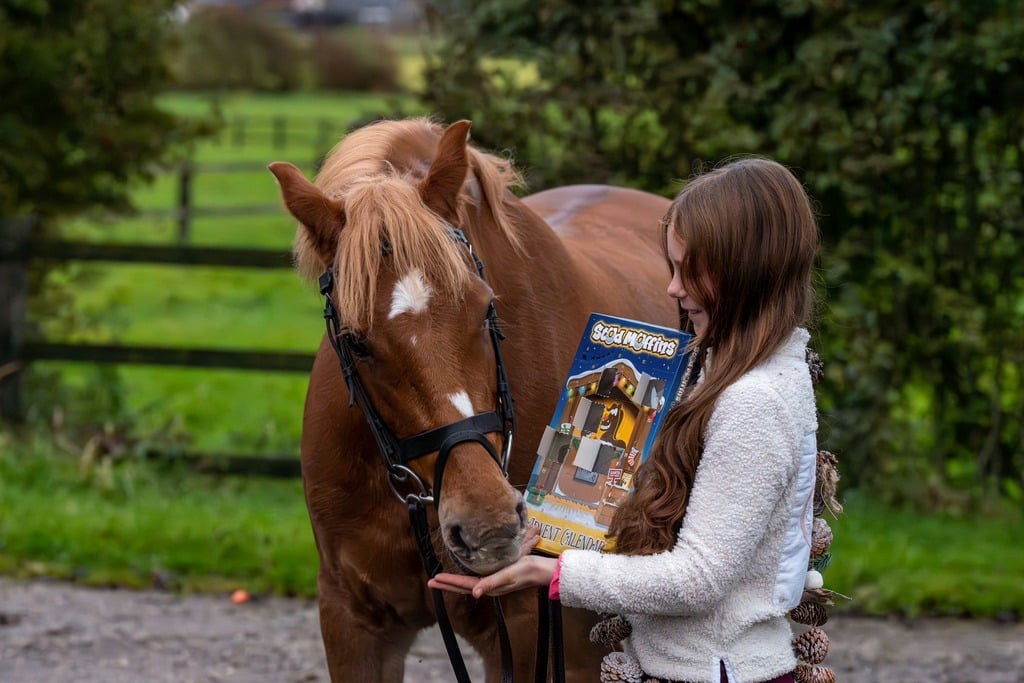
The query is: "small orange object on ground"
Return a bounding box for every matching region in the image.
[230,589,250,604]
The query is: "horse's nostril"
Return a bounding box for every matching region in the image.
[515,501,526,527]
[449,524,470,553]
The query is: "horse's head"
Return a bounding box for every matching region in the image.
[269,119,528,574]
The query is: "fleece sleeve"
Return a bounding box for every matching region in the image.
[557,378,798,617]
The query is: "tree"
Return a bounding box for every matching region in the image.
[0,0,207,221]
[0,0,211,425]
[422,0,1024,507]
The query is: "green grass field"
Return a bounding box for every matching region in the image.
[2,434,1022,617]
[0,434,316,595]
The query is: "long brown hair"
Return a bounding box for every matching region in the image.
[608,157,820,555]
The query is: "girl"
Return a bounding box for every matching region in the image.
[430,157,821,683]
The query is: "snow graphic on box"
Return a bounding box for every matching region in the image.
[526,314,693,556]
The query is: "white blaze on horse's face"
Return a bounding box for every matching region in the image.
[388,268,433,320]
[448,390,475,419]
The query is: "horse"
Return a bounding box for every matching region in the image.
[269,118,677,682]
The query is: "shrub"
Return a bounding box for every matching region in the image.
[171,8,303,92]
[422,0,1024,509]
[0,0,206,219]
[311,27,400,92]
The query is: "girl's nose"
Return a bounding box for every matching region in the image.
[667,275,685,299]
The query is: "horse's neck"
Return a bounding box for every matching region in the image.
[472,195,590,310]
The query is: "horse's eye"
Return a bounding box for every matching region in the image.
[346,333,372,359]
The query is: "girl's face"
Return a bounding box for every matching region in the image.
[665,228,711,337]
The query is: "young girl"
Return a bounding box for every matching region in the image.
[429,157,821,683]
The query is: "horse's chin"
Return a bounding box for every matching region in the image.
[445,544,522,577]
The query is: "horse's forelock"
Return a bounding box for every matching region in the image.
[292,118,528,327]
[335,176,469,331]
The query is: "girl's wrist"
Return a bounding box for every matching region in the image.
[548,555,563,601]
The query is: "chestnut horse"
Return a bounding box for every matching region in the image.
[269,118,676,682]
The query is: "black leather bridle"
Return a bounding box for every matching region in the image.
[319,226,515,507]
[318,227,561,683]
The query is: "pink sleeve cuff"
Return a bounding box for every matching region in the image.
[548,555,563,601]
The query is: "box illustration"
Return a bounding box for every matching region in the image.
[525,314,694,556]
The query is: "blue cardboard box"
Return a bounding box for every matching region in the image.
[525,313,694,556]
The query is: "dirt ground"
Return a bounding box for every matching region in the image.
[1,576,1021,683]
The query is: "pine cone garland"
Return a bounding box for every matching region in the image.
[600,652,644,683]
[792,627,830,664]
[789,601,829,627]
[805,348,825,387]
[811,517,833,558]
[801,587,838,606]
[814,450,843,516]
[794,663,836,683]
[590,614,633,646]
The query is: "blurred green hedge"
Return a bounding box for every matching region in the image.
[169,9,401,94]
[421,0,1024,511]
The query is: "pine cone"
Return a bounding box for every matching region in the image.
[805,348,825,387]
[811,517,833,558]
[792,627,830,664]
[790,601,829,627]
[599,651,644,683]
[814,450,843,516]
[590,614,633,647]
[794,663,836,683]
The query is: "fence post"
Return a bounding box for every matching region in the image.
[0,215,34,423]
[273,115,287,149]
[232,116,246,147]
[177,161,193,244]
[315,118,333,170]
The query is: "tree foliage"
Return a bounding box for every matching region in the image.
[0,0,206,220]
[421,0,1024,507]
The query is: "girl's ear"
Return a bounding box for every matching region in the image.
[419,120,471,221]
[268,161,346,268]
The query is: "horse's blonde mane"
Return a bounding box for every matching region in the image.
[292,118,525,330]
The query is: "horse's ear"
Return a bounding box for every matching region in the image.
[419,120,471,221]
[268,161,345,267]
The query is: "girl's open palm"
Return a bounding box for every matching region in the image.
[428,526,558,599]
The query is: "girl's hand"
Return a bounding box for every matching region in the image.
[428,554,558,599]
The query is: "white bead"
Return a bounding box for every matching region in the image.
[805,570,824,589]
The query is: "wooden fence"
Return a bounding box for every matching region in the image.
[0,114,370,473]
[156,113,359,241]
[158,161,286,244]
[214,114,342,155]
[0,220,314,476]
[151,159,316,244]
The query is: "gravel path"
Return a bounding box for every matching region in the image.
[1,577,1021,682]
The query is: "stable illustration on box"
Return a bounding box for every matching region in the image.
[526,314,693,556]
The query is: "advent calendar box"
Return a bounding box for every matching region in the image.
[525,314,694,556]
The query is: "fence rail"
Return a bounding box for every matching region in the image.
[23,342,314,373]
[25,240,295,269]
[1,232,315,475]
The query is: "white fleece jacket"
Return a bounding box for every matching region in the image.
[558,328,818,683]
